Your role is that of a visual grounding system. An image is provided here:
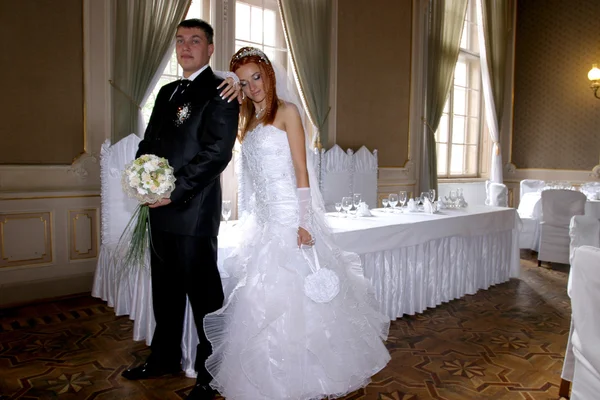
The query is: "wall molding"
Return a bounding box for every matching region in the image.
[67,152,99,181]
[504,161,600,182]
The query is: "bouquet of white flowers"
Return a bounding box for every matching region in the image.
[115,154,176,273]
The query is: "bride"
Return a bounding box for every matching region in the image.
[204,47,391,400]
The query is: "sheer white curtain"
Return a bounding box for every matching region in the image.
[476,0,513,183]
[111,0,191,142]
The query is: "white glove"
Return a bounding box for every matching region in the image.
[221,71,240,85]
[297,187,312,232]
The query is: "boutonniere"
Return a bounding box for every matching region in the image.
[175,102,192,126]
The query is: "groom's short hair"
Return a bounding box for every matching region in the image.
[177,18,214,44]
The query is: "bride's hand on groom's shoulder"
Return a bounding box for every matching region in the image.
[217,77,242,104]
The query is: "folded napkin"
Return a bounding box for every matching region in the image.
[406,198,418,212]
[423,198,438,214]
[356,202,373,217]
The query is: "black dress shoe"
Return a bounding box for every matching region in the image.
[186,383,217,400]
[121,361,181,380]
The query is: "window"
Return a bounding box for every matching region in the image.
[142,0,208,124]
[436,0,487,178]
[234,0,288,70]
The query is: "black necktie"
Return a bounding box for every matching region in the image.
[171,79,191,102]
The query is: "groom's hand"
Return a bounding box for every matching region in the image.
[148,198,172,208]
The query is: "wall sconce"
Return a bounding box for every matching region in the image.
[588,64,600,99]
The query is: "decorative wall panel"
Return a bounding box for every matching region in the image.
[512,0,600,170]
[0,0,84,164]
[0,212,53,267]
[336,0,412,167]
[69,209,99,261]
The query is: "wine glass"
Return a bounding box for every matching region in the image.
[334,202,342,216]
[399,191,407,210]
[341,196,353,217]
[449,190,458,208]
[429,189,436,202]
[382,198,389,211]
[388,193,398,212]
[222,200,232,225]
[353,193,362,213]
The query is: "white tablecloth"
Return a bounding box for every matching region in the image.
[93,205,519,377]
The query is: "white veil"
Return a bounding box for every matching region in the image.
[271,62,327,217]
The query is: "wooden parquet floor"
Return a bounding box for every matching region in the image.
[0,252,570,399]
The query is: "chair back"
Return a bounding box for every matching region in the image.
[569,215,600,264]
[541,189,587,227]
[569,246,600,399]
[485,181,508,207]
[517,192,542,219]
[520,179,545,198]
[351,146,378,209]
[100,134,141,245]
[320,145,353,211]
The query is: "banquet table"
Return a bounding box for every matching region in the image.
[92,205,519,377]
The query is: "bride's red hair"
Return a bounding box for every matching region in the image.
[230,47,279,142]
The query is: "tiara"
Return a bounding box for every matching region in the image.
[233,47,270,64]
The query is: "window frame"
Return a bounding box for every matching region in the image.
[436,0,489,180]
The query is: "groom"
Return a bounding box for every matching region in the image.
[121,19,239,400]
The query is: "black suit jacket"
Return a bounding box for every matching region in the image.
[137,67,239,237]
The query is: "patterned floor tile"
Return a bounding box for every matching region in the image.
[0,252,570,399]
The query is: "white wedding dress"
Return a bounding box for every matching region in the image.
[204,123,390,400]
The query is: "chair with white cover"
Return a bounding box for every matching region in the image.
[92,134,141,315]
[537,189,587,265]
[560,246,600,400]
[520,179,545,198]
[517,192,543,251]
[352,146,378,209]
[569,215,600,264]
[320,144,353,212]
[485,181,508,207]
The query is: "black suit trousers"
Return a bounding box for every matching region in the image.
[148,227,224,384]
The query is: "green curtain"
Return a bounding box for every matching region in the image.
[481,0,512,124]
[422,0,468,193]
[278,0,332,146]
[111,0,191,142]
